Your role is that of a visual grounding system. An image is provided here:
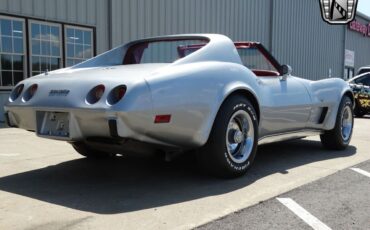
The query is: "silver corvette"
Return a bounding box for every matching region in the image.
[4,34,354,178]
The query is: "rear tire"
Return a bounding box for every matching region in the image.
[197,95,258,178]
[320,96,354,150]
[72,142,113,158]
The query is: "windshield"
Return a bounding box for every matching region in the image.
[237,47,277,72]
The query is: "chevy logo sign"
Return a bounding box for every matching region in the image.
[320,0,359,24]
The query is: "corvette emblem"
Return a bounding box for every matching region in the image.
[319,0,359,24]
[49,89,70,96]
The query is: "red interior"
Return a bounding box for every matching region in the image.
[178,42,281,77]
[124,41,281,77]
[234,42,281,76]
[251,70,280,77]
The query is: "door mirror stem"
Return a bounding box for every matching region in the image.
[280,64,292,81]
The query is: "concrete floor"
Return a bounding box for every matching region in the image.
[0,118,369,230]
[198,160,370,230]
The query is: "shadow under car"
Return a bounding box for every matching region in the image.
[0,139,357,214]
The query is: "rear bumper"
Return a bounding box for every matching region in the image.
[4,111,18,128]
[5,107,110,141]
[4,106,160,144]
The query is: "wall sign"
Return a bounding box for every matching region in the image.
[349,20,370,37]
[344,49,355,67]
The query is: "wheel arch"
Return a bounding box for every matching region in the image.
[222,89,261,123]
[201,87,261,147]
[343,90,355,109]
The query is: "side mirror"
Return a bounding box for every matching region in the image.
[279,65,292,81]
[281,64,293,76]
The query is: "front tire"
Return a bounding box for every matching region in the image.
[197,95,258,178]
[320,96,354,150]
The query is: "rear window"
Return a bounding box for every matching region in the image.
[124,39,209,64]
[73,38,209,69]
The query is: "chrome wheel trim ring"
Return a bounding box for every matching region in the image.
[226,110,255,164]
[341,105,353,142]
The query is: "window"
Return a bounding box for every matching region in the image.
[124,39,208,64]
[29,21,62,76]
[0,15,95,85]
[65,26,93,67]
[0,16,26,88]
[357,68,370,75]
[354,74,370,86]
[238,47,276,72]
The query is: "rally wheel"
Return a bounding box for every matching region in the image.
[197,95,258,178]
[320,96,354,150]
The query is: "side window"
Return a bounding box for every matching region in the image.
[354,76,363,84]
[355,74,370,86]
[237,47,277,72]
[363,74,370,86]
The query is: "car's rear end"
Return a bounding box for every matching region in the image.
[4,65,158,143]
[4,35,222,148]
[4,34,252,161]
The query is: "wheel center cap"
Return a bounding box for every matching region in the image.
[233,130,244,144]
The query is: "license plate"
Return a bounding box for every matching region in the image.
[37,112,70,138]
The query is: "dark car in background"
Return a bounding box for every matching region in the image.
[349,72,370,117]
[357,66,370,75]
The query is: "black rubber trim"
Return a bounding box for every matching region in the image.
[108,119,119,138]
[4,112,17,128]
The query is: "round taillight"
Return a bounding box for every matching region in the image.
[107,85,127,105]
[23,84,38,102]
[95,85,105,99]
[9,84,24,102]
[86,84,105,104]
[30,84,38,96]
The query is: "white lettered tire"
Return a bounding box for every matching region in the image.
[197,95,258,178]
[320,96,354,150]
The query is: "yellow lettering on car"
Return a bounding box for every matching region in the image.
[359,99,370,108]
